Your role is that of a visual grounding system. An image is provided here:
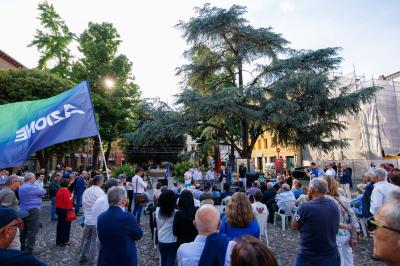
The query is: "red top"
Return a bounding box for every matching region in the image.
[56,187,73,209]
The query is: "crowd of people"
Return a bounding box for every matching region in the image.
[0,161,399,266]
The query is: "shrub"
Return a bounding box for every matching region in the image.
[113,164,135,178]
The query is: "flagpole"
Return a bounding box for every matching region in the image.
[97,133,110,178]
[85,80,109,178]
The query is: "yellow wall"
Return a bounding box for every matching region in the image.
[251,132,301,171]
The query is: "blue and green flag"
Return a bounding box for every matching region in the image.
[0,81,99,168]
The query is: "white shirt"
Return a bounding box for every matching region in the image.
[82,186,106,225]
[252,201,268,216]
[194,198,200,208]
[126,182,133,191]
[276,191,296,211]
[132,175,147,193]
[325,168,336,177]
[177,235,235,266]
[206,170,215,181]
[92,195,109,227]
[35,179,44,189]
[184,171,192,185]
[156,208,176,243]
[193,170,203,181]
[370,181,400,215]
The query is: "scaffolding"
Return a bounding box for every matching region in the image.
[303,68,400,166]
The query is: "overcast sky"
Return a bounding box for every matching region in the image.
[1,0,399,102]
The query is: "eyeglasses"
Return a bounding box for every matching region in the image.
[367,217,400,234]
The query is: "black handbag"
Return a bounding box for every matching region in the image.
[134,177,149,205]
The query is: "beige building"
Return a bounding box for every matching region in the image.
[251,132,301,172]
[0,49,24,70]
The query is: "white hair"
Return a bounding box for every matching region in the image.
[374,168,387,181]
[309,178,328,195]
[107,187,127,206]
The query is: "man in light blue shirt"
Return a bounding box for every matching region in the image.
[177,205,235,266]
[19,172,47,252]
[276,184,296,212]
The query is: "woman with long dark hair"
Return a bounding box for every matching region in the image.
[173,190,198,246]
[55,178,74,246]
[156,190,177,266]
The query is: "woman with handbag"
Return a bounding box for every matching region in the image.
[56,178,75,246]
[322,174,359,266]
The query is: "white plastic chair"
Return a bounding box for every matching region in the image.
[255,212,269,247]
[274,200,295,231]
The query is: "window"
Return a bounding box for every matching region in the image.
[264,139,268,149]
[258,140,261,149]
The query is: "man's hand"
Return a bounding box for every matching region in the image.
[291,215,300,230]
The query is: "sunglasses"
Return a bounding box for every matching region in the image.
[367,217,400,234]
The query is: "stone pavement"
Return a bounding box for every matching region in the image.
[34,201,383,266]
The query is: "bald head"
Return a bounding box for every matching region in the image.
[377,193,400,230]
[195,204,220,235]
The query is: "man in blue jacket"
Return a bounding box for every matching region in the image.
[74,171,88,215]
[97,186,143,266]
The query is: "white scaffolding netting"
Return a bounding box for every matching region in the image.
[303,75,400,162]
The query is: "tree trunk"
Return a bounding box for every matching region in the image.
[36,149,51,171]
[92,136,100,170]
[230,143,235,172]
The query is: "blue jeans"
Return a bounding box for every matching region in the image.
[158,242,177,266]
[295,254,340,266]
[133,203,143,224]
[75,194,83,214]
[50,197,58,220]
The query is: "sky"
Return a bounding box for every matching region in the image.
[1,0,399,102]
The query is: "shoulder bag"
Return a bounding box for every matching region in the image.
[134,176,149,206]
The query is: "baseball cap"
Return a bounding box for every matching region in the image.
[118,174,127,180]
[0,207,28,229]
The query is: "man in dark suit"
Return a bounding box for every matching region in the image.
[97,187,143,266]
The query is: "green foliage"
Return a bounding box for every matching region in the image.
[132,4,378,161]
[0,69,84,167]
[173,161,193,182]
[113,164,135,178]
[29,1,75,78]
[72,22,141,166]
[30,2,141,169]
[124,100,186,164]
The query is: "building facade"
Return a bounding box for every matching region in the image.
[251,132,301,172]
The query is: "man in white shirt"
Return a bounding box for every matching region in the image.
[275,184,296,213]
[34,174,45,189]
[206,167,216,185]
[79,175,105,265]
[132,168,147,224]
[325,163,336,177]
[177,205,235,266]
[193,168,203,182]
[370,168,400,215]
[92,179,119,228]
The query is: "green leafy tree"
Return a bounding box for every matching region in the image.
[124,100,186,165]
[0,69,84,168]
[29,1,75,77]
[132,4,378,169]
[72,22,141,169]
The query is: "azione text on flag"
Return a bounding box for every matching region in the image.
[0,81,99,168]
